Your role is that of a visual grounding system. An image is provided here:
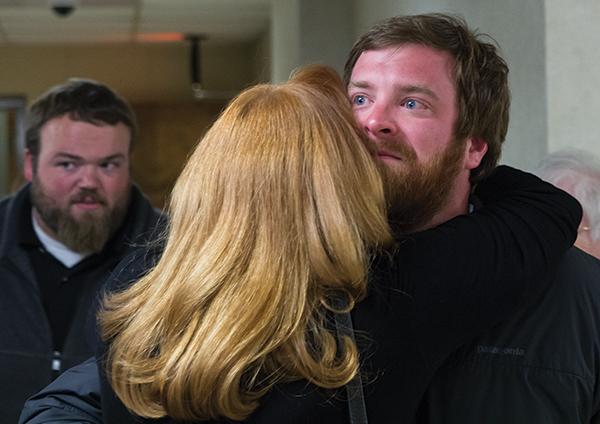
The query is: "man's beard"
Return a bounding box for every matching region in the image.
[30,177,130,254]
[379,137,466,234]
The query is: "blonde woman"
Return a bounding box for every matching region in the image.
[21,66,580,424]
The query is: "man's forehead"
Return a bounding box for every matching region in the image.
[38,116,131,157]
[353,44,455,73]
[350,45,456,94]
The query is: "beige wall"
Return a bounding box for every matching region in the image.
[0,40,264,104]
[132,102,227,207]
[252,30,272,84]
[270,0,354,82]
[546,0,600,156]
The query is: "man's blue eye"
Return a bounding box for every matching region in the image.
[353,95,367,106]
[405,99,418,109]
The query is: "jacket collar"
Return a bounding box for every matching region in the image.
[0,184,31,258]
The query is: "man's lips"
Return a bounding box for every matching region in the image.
[377,150,402,161]
[73,202,101,211]
[71,195,106,210]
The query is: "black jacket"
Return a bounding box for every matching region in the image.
[0,183,164,424]
[418,246,600,424]
[19,166,582,424]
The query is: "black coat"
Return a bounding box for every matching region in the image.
[418,246,600,423]
[0,183,164,424]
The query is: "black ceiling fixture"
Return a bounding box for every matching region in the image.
[186,34,237,101]
[49,0,77,17]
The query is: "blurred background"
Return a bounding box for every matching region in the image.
[0,0,597,205]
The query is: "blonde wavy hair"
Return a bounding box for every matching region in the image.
[100,65,392,421]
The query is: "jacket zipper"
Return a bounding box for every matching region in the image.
[52,350,62,377]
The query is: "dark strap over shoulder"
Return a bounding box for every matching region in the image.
[332,295,368,424]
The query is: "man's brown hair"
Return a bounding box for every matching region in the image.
[344,13,510,182]
[25,79,137,161]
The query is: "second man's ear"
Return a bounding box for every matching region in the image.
[23,149,34,182]
[464,137,488,170]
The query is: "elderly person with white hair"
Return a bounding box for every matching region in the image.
[536,148,600,259]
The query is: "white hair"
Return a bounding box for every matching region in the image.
[535,148,600,242]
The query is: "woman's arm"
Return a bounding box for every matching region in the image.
[19,357,102,424]
[386,165,582,357]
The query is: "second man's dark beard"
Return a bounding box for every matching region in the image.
[30,182,129,253]
[381,139,466,234]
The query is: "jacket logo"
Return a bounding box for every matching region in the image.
[476,345,525,356]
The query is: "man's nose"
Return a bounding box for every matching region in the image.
[364,103,397,139]
[78,165,100,188]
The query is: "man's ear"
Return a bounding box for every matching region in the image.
[464,137,488,170]
[23,149,34,182]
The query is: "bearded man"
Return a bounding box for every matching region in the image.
[345,13,600,424]
[0,79,163,424]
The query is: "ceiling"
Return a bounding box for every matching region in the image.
[0,0,271,45]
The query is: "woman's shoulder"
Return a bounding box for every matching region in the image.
[105,242,164,293]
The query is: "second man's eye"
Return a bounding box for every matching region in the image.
[100,162,118,171]
[401,98,425,110]
[58,162,76,171]
[404,99,418,109]
[352,95,367,106]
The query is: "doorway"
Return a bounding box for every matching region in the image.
[0,97,26,197]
